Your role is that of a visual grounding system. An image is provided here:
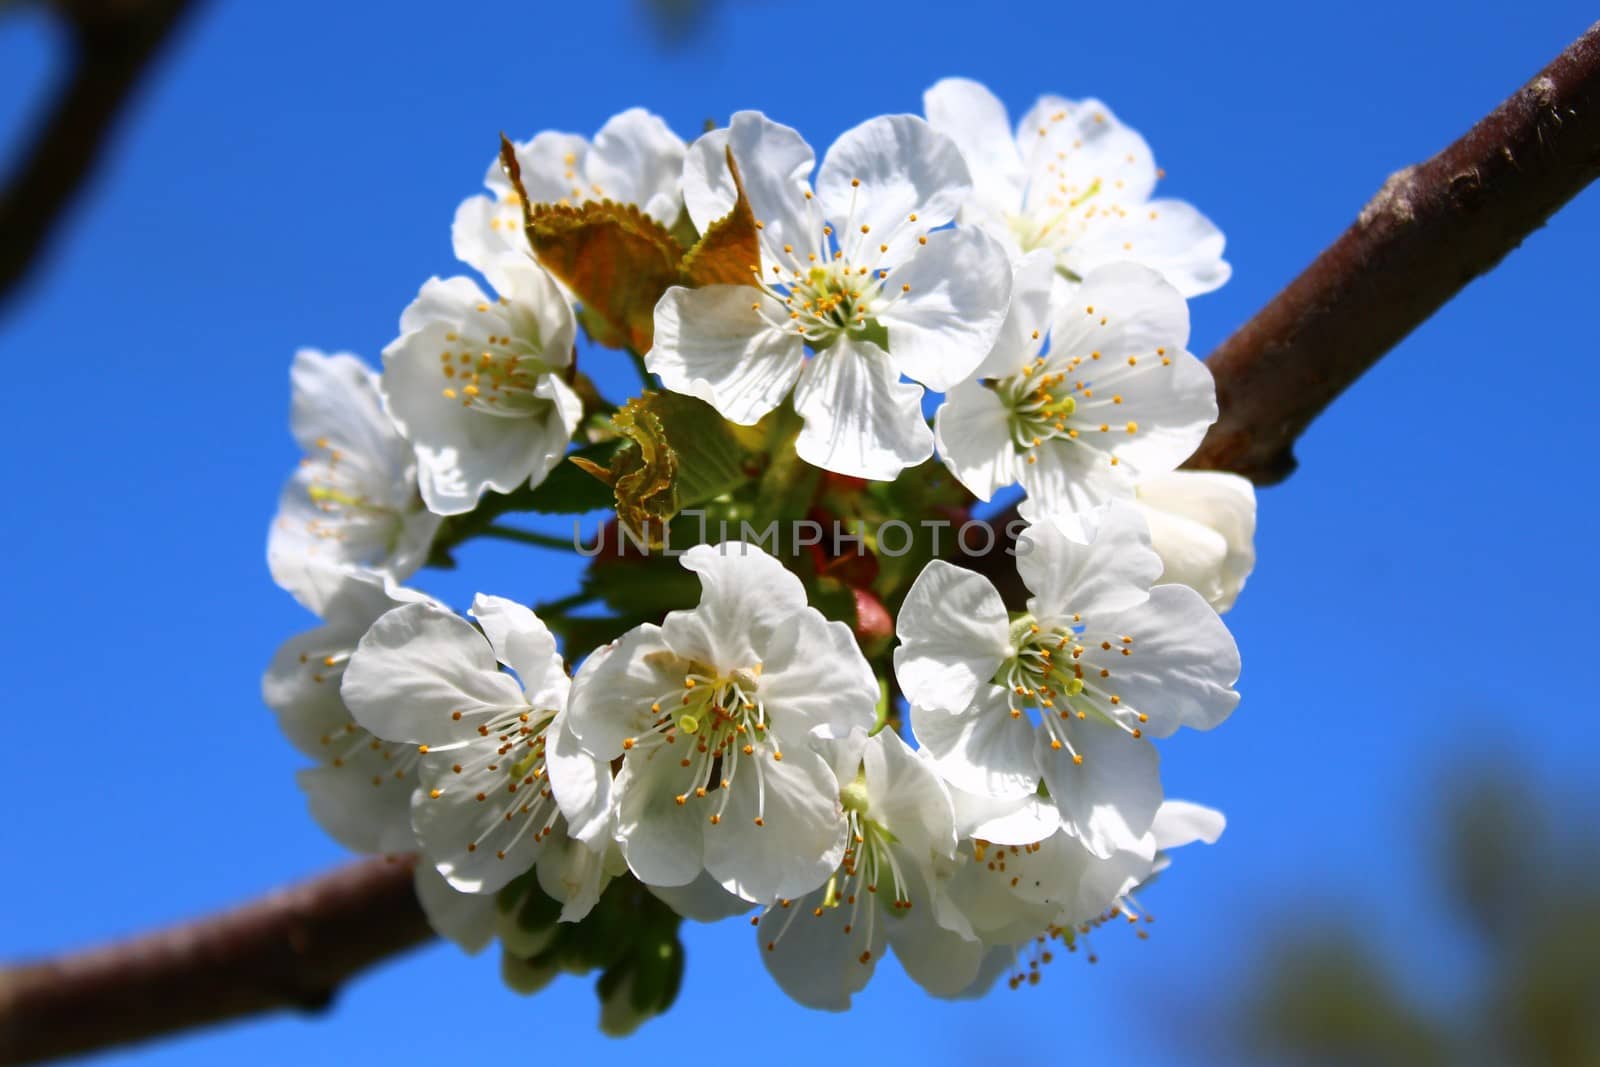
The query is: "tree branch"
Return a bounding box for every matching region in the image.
[1187,19,1600,483]
[0,855,431,1065]
[3,19,1599,1067]
[0,0,203,315]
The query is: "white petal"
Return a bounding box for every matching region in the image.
[1078,583,1241,737]
[704,741,847,903]
[412,744,551,895]
[893,560,1011,711]
[885,853,988,998]
[942,845,1059,945]
[878,227,1012,390]
[1139,500,1230,610]
[413,863,497,954]
[1064,199,1231,298]
[450,191,530,293]
[1137,471,1256,613]
[1018,829,1156,925]
[948,783,1061,845]
[341,602,527,747]
[756,881,882,1011]
[269,350,432,603]
[683,111,815,264]
[296,741,418,855]
[649,871,756,922]
[862,730,958,859]
[586,108,686,224]
[973,248,1056,380]
[933,384,1021,502]
[1016,431,1137,516]
[818,114,971,267]
[263,630,360,758]
[923,77,1025,216]
[1151,799,1226,849]
[500,258,578,361]
[648,286,804,425]
[1037,714,1162,858]
[1070,350,1217,478]
[613,744,708,888]
[566,623,680,757]
[512,130,594,205]
[753,612,880,742]
[546,711,614,847]
[661,541,809,670]
[1016,501,1162,621]
[911,686,1039,799]
[287,349,402,466]
[793,337,932,480]
[1015,96,1157,209]
[1050,261,1191,364]
[468,594,567,708]
[398,275,488,335]
[534,833,614,922]
[265,570,433,755]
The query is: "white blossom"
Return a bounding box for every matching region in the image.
[267,350,440,613]
[414,862,498,954]
[935,257,1217,515]
[1136,471,1257,613]
[565,541,879,903]
[262,565,438,855]
[453,108,686,292]
[756,730,983,1009]
[895,502,1240,856]
[648,110,1012,480]
[381,261,582,515]
[924,77,1229,297]
[943,796,1225,994]
[341,594,612,915]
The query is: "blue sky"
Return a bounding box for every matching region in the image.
[2,1,1597,1063]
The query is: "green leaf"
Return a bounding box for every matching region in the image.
[580,392,750,546]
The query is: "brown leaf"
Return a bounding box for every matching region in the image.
[499,136,761,354]
[527,201,684,354]
[679,147,761,288]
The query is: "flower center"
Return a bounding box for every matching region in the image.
[758,255,888,349]
[1009,176,1104,259]
[997,359,1080,460]
[748,183,932,350]
[437,306,555,418]
[622,664,781,827]
[299,436,407,549]
[997,614,1149,763]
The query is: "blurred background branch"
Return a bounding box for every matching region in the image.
[0,0,203,315]
[1,11,1598,1067]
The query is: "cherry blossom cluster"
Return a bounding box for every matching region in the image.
[264,79,1256,1028]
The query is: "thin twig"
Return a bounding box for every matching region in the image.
[3,18,1599,1067]
[0,0,204,314]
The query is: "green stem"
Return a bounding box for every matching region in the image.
[478,524,581,552]
[626,348,653,390]
[535,589,597,617]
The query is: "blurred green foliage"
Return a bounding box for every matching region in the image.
[1241,770,1600,1067]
